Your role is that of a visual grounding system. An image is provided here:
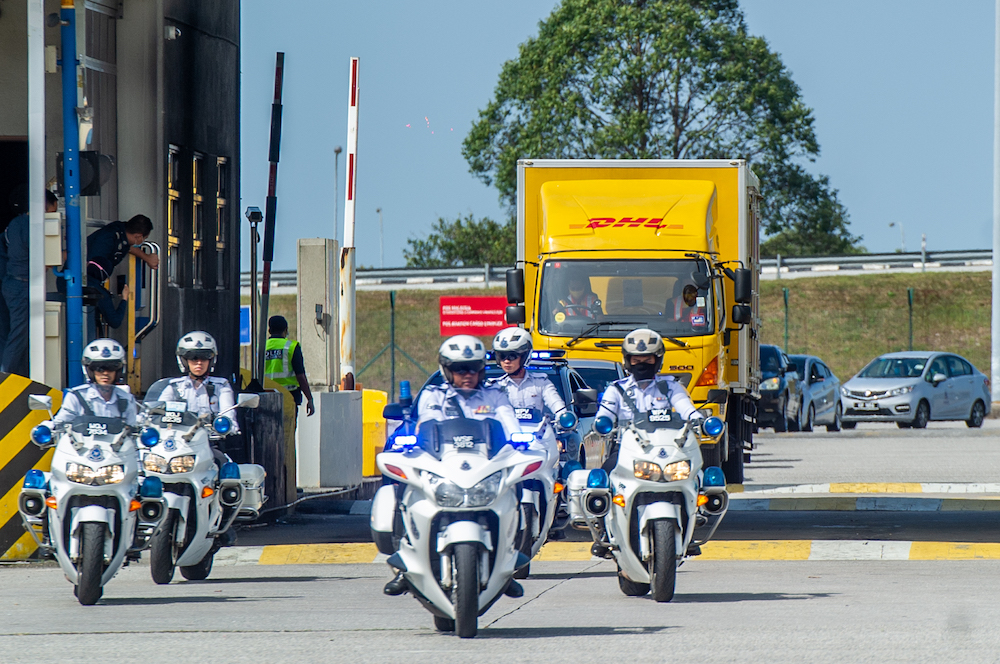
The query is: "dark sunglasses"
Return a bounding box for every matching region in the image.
[450,362,483,375]
[496,352,522,362]
[186,350,215,361]
[91,362,121,374]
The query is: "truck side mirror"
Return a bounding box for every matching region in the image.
[732,304,752,325]
[506,268,524,304]
[706,389,728,404]
[506,305,526,325]
[733,268,752,304]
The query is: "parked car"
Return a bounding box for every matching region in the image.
[758,344,802,432]
[788,355,842,432]
[840,352,990,429]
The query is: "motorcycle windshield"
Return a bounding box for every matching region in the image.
[70,416,125,436]
[416,418,509,459]
[143,378,174,403]
[631,410,685,433]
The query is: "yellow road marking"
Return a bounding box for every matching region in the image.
[259,543,379,565]
[828,483,923,494]
[699,540,811,560]
[536,541,593,561]
[908,542,1000,560]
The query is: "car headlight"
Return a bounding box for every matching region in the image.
[662,460,691,481]
[466,471,502,507]
[840,386,851,397]
[93,464,125,485]
[761,377,780,390]
[889,385,914,397]
[168,455,196,474]
[634,460,662,482]
[143,454,168,473]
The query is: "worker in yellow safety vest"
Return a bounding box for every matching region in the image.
[264,315,315,416]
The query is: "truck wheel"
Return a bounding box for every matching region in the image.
[967,401,986,428]
[911,401,930,429]
[649,520,677,602]
[722,442,744,484]
[76,522,105,606]
[149,511,176,585]
[180,550,214,581]
[513,505,536,579]
[617,565,649,597]
[826,403,842,432]
[452,543,480,638]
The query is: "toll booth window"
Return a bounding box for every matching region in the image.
[167,145,181,286]
[537,259,714,339]
[216,157,228,289]
[192,154,204,288]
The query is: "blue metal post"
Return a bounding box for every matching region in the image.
[60,0,84,386]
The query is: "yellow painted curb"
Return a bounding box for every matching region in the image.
[908,542,1000,560]
[536,541,593,561]
[726,484,744,494]
[829,483,923,494]
[699,540,811,561]
[259,543,379,565]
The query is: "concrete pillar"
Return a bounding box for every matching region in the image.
[297,391,362,489]
[296,239,340,391]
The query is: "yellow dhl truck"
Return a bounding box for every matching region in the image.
[505,159,761,483]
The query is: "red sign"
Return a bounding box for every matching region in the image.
[439,296,508,336]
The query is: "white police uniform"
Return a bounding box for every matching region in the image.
[155,376,238,431]
[53,384,139,427]
[417,383,521,439]
[597,374,699,423]
[488,373,567,416]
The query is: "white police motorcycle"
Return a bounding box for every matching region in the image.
[374,417,547,638]
[19,395,166,606]
[140,383,265,584]
[567,410,729,602]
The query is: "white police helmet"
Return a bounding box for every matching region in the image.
[621,328,666,374]
[492,327,532,371]
[82,339,126,382]
[176,331,218,373]
[438,335,486,387]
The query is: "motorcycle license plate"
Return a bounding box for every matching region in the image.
[515,408,540,422]
[161,412,183,424]
[165,401,187,412]
[854,402,878,410]
[648,409,672,422]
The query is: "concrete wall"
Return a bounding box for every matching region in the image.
[0,1,28,137]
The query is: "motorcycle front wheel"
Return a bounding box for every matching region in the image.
[149,510,176,585]
[180,550,214,581]
[650,520,677,602]
[77,522,105,606]
[451,543,480,638]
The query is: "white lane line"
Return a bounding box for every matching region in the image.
[214,546,264,566]
[808,540,911,561]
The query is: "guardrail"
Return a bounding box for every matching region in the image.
[240,250,993,290]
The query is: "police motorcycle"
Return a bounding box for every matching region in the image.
[19,395,166,606]
[140,381,265,584]
[374,415,548,638]
[567,408,729,602]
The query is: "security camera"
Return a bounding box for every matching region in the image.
[245,207,262,223]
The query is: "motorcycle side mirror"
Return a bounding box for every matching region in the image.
[28,395,52,411]
[383,403,406,421]
[237,393,260,409]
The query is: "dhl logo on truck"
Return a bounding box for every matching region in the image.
[568,218,684,230]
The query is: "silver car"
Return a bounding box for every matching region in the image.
[840,352,990,429]
[788,355,842,432]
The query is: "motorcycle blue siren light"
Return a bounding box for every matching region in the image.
[702,416,724,437]
[23,469,47,490]
[395,435,418,452]
[213,416,232,435]
[139,427,160,447]
[587,469,610,489]
[558,411,578,430]
[219,462,241,481]
[510,432,534,450]
[30,425,52,446]
[140,475,163,498]
[703,466,726,487]
[399,380,412,400]
[594,416,613,435]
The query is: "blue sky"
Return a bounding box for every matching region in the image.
[240,0,996,270]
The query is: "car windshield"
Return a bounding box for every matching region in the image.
[572,366,619,398]
[858,357,926,378]
[761,346,781,373]
[537,259,713,339]
[789,355,808,380]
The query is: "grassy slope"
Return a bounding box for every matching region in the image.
[246,271,990,392]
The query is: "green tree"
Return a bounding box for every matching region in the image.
[462,0,861,256]
[404,214,515,268]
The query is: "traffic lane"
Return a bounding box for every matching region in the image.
[717,510,1000,542]
[747,421,1000,486]
[4,560,1000,663]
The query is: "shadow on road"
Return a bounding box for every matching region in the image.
[99,595,271,606]
[477,625,671,639]
[191,576,325,584]
[525,571,617,580]
[673,592,834,603]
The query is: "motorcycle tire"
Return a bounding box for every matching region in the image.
[149,511,176,585]
[513,504,536,580]
[617,565,650,597]
[452,542,480,638]
[650,520,677,602]
[433,616,456,632]
[76,522,105,606]
[180,550,214,581]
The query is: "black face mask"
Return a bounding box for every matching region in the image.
[629,362,657,381]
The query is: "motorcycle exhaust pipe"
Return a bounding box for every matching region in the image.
[19,493,45,518]
[583,489,611,518]
[219,484,243,507]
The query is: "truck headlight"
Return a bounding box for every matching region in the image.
[633,460,662,482]
[143,454,168,473]
[466,472,502,507]
[662,460,691,481]
[889,385,914,396]
[168,455,196,474]
[761,377,780,390]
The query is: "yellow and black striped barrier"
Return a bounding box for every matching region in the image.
[0,373,62,560]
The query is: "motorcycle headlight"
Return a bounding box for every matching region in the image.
[662,460,691,482]
[466,472,502,507]
[168,455,196,474]
[633,460,662,482]
[889,385,914,397]
[93,464,126,485]
[761,377,780,390]
[434,481,466,508]
[65,463,95,485]
[143,454,168,474]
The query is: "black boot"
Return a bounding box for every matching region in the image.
[504,579,524,598]
[383,572,408,596]
[591,541,614,559]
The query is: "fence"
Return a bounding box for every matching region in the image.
[760,272,990,381]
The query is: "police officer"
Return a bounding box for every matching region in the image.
[264,315,314,416]
[154,332,238,435]
[52,339,138,426]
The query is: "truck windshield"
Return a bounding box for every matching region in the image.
[538,259,714,339]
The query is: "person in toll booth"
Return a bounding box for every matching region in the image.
[552,274,601,322]
[666,281,707,328]
[52,339,138,426]
[382,334,523,598]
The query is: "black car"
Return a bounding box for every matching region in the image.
[757,344,802,432]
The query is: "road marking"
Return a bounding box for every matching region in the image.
[829,483,923,494]
[729,497,1000,511]
[908,542,1000,560]
[735,482,1000,495]
[698,541,811,561]
[258,543,379,565]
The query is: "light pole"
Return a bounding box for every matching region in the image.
[334,145,342,242]
[377,207,384,268]
[889,222,905,253]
